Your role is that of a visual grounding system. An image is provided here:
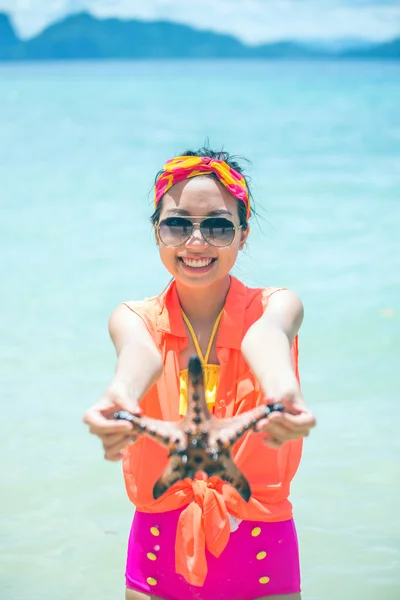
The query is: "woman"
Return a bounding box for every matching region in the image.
[83,149,316,600]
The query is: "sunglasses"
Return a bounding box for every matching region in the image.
[156,216,243,248]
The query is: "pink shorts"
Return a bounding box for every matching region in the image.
[126,506,301,600]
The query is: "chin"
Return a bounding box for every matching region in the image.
[176,270,231,290]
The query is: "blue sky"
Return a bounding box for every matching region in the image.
[1,0,399,42]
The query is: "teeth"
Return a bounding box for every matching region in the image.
[182,258,213,268]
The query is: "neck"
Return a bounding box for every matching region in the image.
[175,275,231,325]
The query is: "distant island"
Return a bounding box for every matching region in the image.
[0,11,399,61]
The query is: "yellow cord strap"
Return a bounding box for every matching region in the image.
[181,309,223,364]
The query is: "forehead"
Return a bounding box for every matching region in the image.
[160,176,239,217]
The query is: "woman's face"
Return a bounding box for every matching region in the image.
[155,176,249,288]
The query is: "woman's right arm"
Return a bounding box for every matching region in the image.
[83,304,163,461]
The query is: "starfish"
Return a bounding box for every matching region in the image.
[115,355,283,502]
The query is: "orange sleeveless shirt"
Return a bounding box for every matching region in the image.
[122,276,303,586]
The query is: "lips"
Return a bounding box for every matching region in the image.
[178,257,217,269]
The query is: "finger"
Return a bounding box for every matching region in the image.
[103,432,137,450]
[118,405,142,416]
[257,412,315,433]
[83,409,133,435]
[98,403,142,419]
[105,451,123,462]
[257,420,308,438]
[263,434,284,449]
[256,413,285,431]
[261,421,310,442]
[276,412,317,431]
[104,435,133,460]
[280,400,303,416]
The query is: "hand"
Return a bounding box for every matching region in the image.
[256,386,316,449]
[83,383,142,461]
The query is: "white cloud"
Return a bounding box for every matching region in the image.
[1,0,399,42]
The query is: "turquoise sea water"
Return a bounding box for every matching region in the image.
[0,61,399,600]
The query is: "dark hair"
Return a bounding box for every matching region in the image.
[150,147,254,229]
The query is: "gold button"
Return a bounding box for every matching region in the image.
[146,577,157,586]
[259,576,270,584]
[219,399,226,408]
[256,551,267,560]
[150,526,160,536]
[251,527,261,537]
[147,552,157,561]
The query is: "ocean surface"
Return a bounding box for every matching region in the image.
[0,60,399,600]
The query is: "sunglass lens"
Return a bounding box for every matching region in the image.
[200,217,235,246]
[158,217,193,246]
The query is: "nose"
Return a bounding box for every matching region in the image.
[185,223,209,247]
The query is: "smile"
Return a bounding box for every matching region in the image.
[179,257,216,268]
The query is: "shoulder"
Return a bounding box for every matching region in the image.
[262,287,303,313]
[259,288,304,341]
[262,288,303,316]
[241,280,303,313]
[241,281,304,338]
[122,295,160,316]
[238,280,297,304]
[108,296,161,347]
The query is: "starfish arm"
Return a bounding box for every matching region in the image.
[209,403,284,449]
[153,455,191,499]
[205,454,252,502]
[114,411,184,451]
[221,456,252,501]
[179,355,212,434]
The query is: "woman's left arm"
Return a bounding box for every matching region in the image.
[241,289,316,448]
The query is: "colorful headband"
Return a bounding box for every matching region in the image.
[154,156,251,220]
